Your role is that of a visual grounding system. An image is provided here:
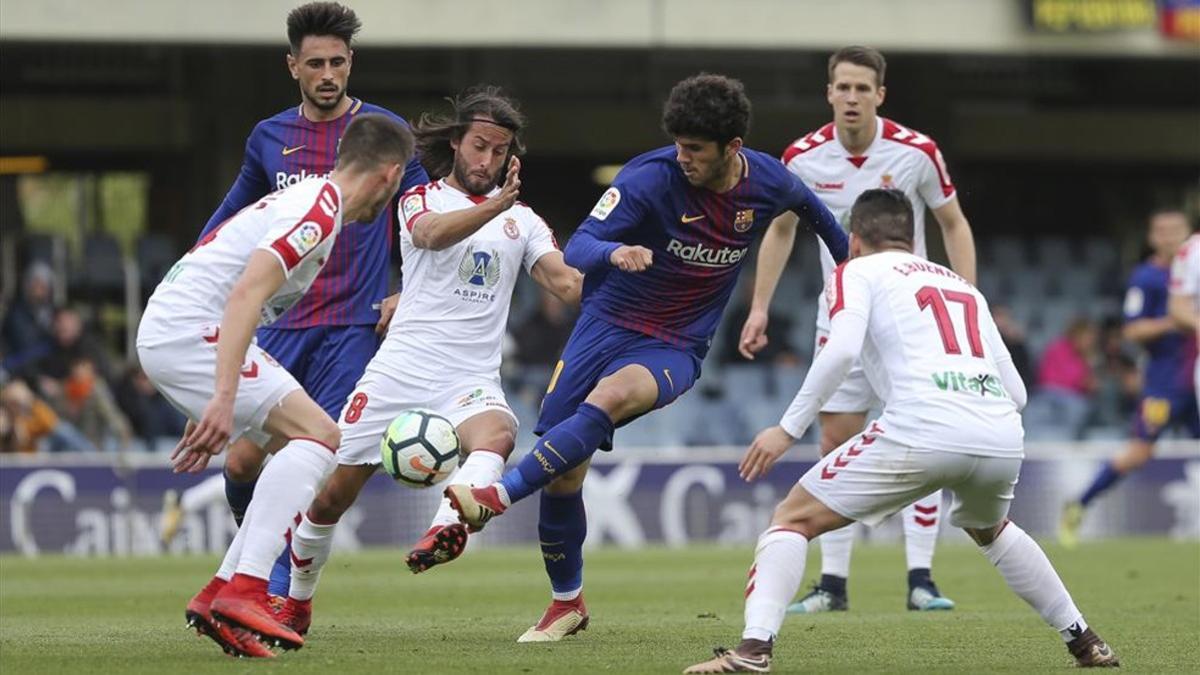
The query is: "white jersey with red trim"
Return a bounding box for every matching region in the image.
[139,177,343,344]
[1170,233,1200,311]
[387,179,560,379]
[783,117,956,281]
[825,250,1022,456]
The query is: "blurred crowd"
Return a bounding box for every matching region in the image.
[0,262,186,454]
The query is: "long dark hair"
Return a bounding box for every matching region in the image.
[413,85,526,180]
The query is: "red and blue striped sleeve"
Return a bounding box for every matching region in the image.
[199,123,272,240]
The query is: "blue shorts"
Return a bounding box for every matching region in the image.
[534,313,701,449]
[256,325,379,419]
[1130,392,1200,442]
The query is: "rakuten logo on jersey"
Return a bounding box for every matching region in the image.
[276,169,331,190]
[666,239,747,268]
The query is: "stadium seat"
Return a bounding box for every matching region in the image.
[72,233,126,302]
[136,233,179,298]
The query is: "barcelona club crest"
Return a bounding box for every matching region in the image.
[734,209,754,233]
[458,244,502,288]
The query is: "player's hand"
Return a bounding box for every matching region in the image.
[376,293,400,335]
[491,156,521,211]
[738,308,769,360]
[739,425,796,482]
[171,396,233,473]
[610,245,653,273]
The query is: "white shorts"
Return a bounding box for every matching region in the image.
[799,420,1021,529]
[136,324,301,447]
[335,368,517,466]
[814,294,881,414]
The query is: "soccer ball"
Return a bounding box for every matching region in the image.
[380,409,460,488]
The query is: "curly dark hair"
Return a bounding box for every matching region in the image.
[849,189,914,248]
[413,85,527,181]
[661,73,751,147]
[287,2,362,54]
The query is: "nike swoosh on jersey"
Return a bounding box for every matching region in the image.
[282,145,306,156]
[681,213,706,223]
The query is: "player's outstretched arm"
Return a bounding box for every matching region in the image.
[739,212,799,360]
[181,251,286,463]
[932,198,977,285]
[411,156,522,251]
[777,310,866,441]
[531,251,583,306]
[983,320,1028,410]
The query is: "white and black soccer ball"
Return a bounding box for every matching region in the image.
[379,409,460,488]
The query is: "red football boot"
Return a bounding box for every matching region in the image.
[276,597,312,637]
[406,523,469,573]
[185,576,274,658]
[444,484,507,531]
[516,595,590,643]
[210,573,305,651]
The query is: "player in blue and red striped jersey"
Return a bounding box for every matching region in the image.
[185,2,428,597]
[446,74,848,642]
[1060,209,1198,547]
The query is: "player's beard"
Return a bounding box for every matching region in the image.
[304,83,345,112]
[452,154,499,196]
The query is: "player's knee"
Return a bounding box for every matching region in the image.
[964,521,1005,546]
[584,384,628,420]
[818,426,844,457]
[476,427,516,457]
[546,464,588,495]
[224,447,264,482]
[309,484,350,523]
[306,418,341,452]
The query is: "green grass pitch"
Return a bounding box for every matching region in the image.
[1,538,1197,673]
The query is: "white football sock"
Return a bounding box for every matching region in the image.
[743,527,809,642]
[216,519,248,581]
[980,522,1085,640]
[817,522,854,578]
[180,474,227,513]
[288,513,337,601]
[903,491,942,571]
[234,439,336,580]
[430,449,506,528]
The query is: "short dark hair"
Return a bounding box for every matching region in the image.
[828,46,887,87]
[287,2,362,54]
[335,113,415,171]
[413,85,527,180]
[661,73,752,147]
[849,189,914,249]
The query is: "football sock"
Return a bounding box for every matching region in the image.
[1079,462,1122,507]
[179,474,226,512]
[267,548,291,597]
[980,522,1085,641]
[288,512,337,602]
[216,518,248,581]
[903,491,942,573]
[539,489,587,600]
[817,522,854,580]
[819,573,847,598]
[499,403,613,504]
[908,567,933,590]
[432,449,506,527]
[234,439,336,580]
[224,469,258,528]
[743,527,809,642]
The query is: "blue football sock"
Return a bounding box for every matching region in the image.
[539,490,587,598]
[223,469,257,527]
[268,547,291,597]
[1079,462,1123,507]
[500,403,613,504]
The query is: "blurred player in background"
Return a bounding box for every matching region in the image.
[160,2,429,597]
[281,87,582,637]
[684,190,1117,674]
[138,115,414,658]
[1168,227,1200,412]
[740,45,976,613]
[445,74,848,642]
[1060,210,1197,547]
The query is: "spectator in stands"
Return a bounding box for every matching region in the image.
[43,357,132,452]
[991,304,1033,385]
[507,288,577,400]
[682,381,751,446]
[1,262,57,369]
[115,364,186,449]
[1027,317,1098,439]
[0,378,95,453]
[36,307,112,383]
